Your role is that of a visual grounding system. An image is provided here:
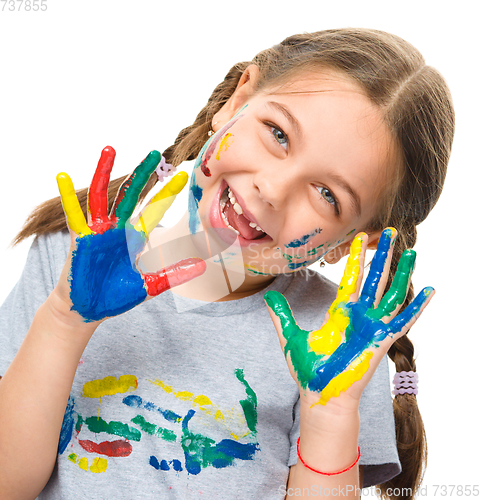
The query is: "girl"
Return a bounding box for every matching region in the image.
[0,28,454,499]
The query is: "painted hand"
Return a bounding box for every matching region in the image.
[57,146,206,322]
[264,228,433,407]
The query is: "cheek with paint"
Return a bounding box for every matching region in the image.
[188,109,247,234]
[264,228,434,406]
[188,170,203,234]
[279,228,356,272]
[195,108,247,178]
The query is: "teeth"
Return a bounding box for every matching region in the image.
[248,222,262,232]
[224,185,266,236]
[228,187,243,215]
[220,192,240,235]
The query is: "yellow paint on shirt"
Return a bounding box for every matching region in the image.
[216,133,234,160]
[176,391,194,401]
[309,235,364,355]
[78,457,89,471]
[68,453,108,473]
[90,457,108,473]
[193,394,213,407]
[148,378,248,439]
[82,375,138,399]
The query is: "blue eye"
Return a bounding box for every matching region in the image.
[317,186,339,214]
[271,126,288,148]
[319,187,335,204]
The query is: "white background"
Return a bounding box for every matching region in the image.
[0,0,478,494]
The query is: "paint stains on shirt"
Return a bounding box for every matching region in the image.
[82,375,139,399]
[60,369,260,476]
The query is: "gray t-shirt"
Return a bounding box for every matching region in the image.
[0,230,401,499]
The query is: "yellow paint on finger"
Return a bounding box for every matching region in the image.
[134,171,188,235]
[313,351,373,406]
[216,133,234,160]
[56,173,92,237]
[309,235,364,355]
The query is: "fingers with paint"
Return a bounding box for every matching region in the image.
[56,146,206,323]
[264,228,434,406]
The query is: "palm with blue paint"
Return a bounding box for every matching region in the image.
[56,146,206,323]
[264,228,434,408]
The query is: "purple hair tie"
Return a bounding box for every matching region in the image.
[392,370,418,396]
[155,155,176,181]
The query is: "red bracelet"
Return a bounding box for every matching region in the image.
[296,437,361,476]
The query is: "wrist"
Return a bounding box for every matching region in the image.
[41,288,99,341]
[298,401,360,473]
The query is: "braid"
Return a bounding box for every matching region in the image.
[378,221,427,500]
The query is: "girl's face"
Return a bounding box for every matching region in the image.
[189,69,397,281]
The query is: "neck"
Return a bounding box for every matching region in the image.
[139,212,276,302]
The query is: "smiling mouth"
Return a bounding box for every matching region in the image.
[219,186,268,240]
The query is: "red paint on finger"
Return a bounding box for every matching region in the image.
[89,146,116,233]
[79,439,132,457]
[143,258,206,296]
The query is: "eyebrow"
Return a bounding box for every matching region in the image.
[328,173,362,218]
[265,101,302,137]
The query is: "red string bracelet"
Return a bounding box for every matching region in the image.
[296,437,361,476]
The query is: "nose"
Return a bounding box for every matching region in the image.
[252,169,297,210]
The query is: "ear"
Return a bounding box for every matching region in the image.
[323,230,384,265]
[212,64,260,130]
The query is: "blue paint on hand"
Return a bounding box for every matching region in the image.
[69,226,147,322]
